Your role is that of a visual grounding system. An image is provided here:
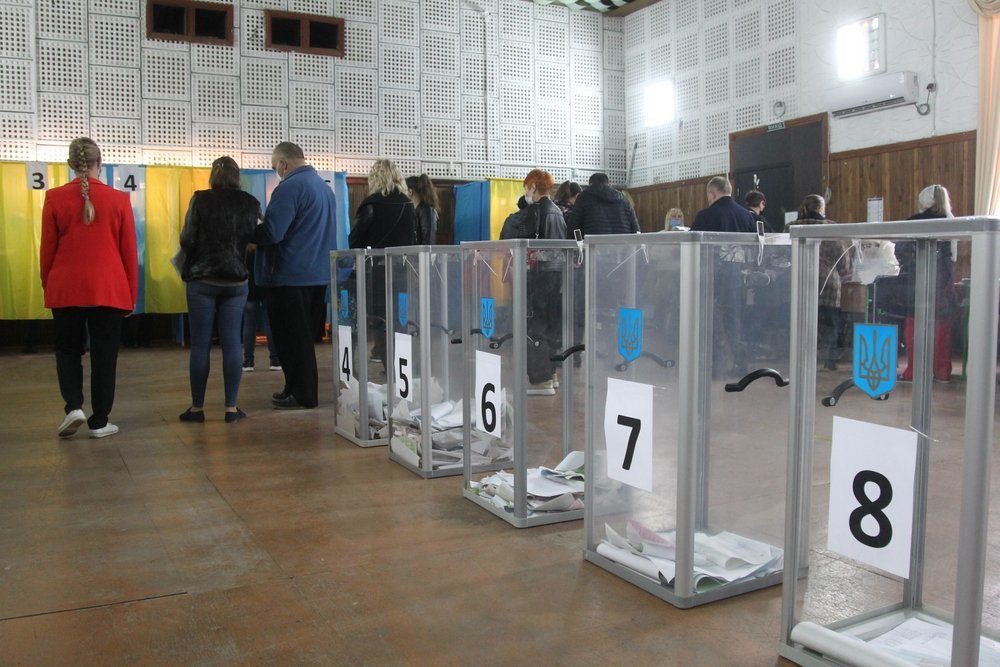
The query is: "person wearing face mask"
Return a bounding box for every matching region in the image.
[664,208,686,231]
[253,142,338,410]
[499,169,567,395]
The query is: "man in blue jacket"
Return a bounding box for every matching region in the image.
[255,142,337,409]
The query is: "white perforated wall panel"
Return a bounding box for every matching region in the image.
[90,15,140,68]
[336,113,378,155]
[336,0,376,23]
[3,0,629,180]
[289,128,335,168]
[623,0,801,186]
[380,44,420,90]
[39,94,89,142]
[143,50,190,101]
[90,0,140,17]
[192,43,239,76]
[0,5,33,59]
[2,60,36,113]
[241,106,287,151]
[380,0,419,46]
[39,0,86,41]
[192,75,240,123]
[242,58,288,106]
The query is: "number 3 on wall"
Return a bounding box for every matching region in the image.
[26,162,48,191]
[604,378,654,492]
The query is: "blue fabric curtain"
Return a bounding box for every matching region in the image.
[453,181,491,243]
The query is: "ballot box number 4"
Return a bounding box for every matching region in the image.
[827,416,917,579]
[338,325,353,384]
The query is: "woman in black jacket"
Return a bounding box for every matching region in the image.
[349,159,418,366]
[405,174,440,245]
[178,156,260,423]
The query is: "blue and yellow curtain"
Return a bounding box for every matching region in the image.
[0,163,351,320]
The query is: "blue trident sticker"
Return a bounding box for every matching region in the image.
[398,292,409,327]
[481,297,495,338]
[854,324,897,398]
[339,289,349,321]
[618,308,642,363]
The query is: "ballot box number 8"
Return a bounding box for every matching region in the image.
[827,416,917,579]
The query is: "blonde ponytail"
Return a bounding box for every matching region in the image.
[68,137,100,224]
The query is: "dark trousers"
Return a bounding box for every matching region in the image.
[52,306,126,429]
[526,271,562,384]
[266,285,325,407]
[242,294,279,367]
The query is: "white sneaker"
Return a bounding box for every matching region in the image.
[58,409,86,437]
[243,366,254,372]
[526,380,555,396]
[269,365,282,371]
[89,423,119,439]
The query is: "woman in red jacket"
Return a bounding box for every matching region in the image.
[40,137,138,439]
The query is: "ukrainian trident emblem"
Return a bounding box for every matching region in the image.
[339,289,348,321]
[481,298,495,338]
[618,308,643,363]
[398,292,409,327]
[854,324,896,398]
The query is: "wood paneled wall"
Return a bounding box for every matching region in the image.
[626,176,710,232]
[627,130,976,232]
[826,131,976,223]
[346,178,464,245]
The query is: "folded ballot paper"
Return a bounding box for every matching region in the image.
[596,520,782,593]
[469,451,585,514]
[337,378,389,439]
[389,397,509,470]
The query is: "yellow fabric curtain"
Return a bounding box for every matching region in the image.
[0,163,70,319]
[975,14,1000,215]
[144,167,210,313]
[487,178,524,240]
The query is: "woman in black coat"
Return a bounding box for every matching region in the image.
[405,174,440,245]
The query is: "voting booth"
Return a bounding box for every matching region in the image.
[460,239,586,528]
[583,232,790,607]
[780,218,1000,666]
[331,248,389,447]
[384,246,466,477]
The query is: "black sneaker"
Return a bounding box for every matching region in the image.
[179,408,205,422]
[225,408,247,423]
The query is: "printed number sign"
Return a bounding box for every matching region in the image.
[828,416,917,579]
[115,165,145,194]
[338,325,353,385]
[604,378,654,492]
[475,350,501,437]
[26,162,48,191]
[394,332,413,400]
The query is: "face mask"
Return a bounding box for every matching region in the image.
[523,191,533,204]
[669,218,682,228]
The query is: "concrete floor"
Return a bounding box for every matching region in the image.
[5,342,983,666]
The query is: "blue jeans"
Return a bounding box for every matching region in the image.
[186,281,248,408]
[242,295,279,367]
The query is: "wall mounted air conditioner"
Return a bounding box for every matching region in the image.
[828,71,919,118]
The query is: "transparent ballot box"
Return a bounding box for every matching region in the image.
[460,239,585,528]
[779,218,1000,666]
[331,248,389,447]
[384,246,465,477]
[583,232,791,608]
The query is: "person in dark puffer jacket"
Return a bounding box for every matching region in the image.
[179,156,260,423]
[566,172,640,238]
